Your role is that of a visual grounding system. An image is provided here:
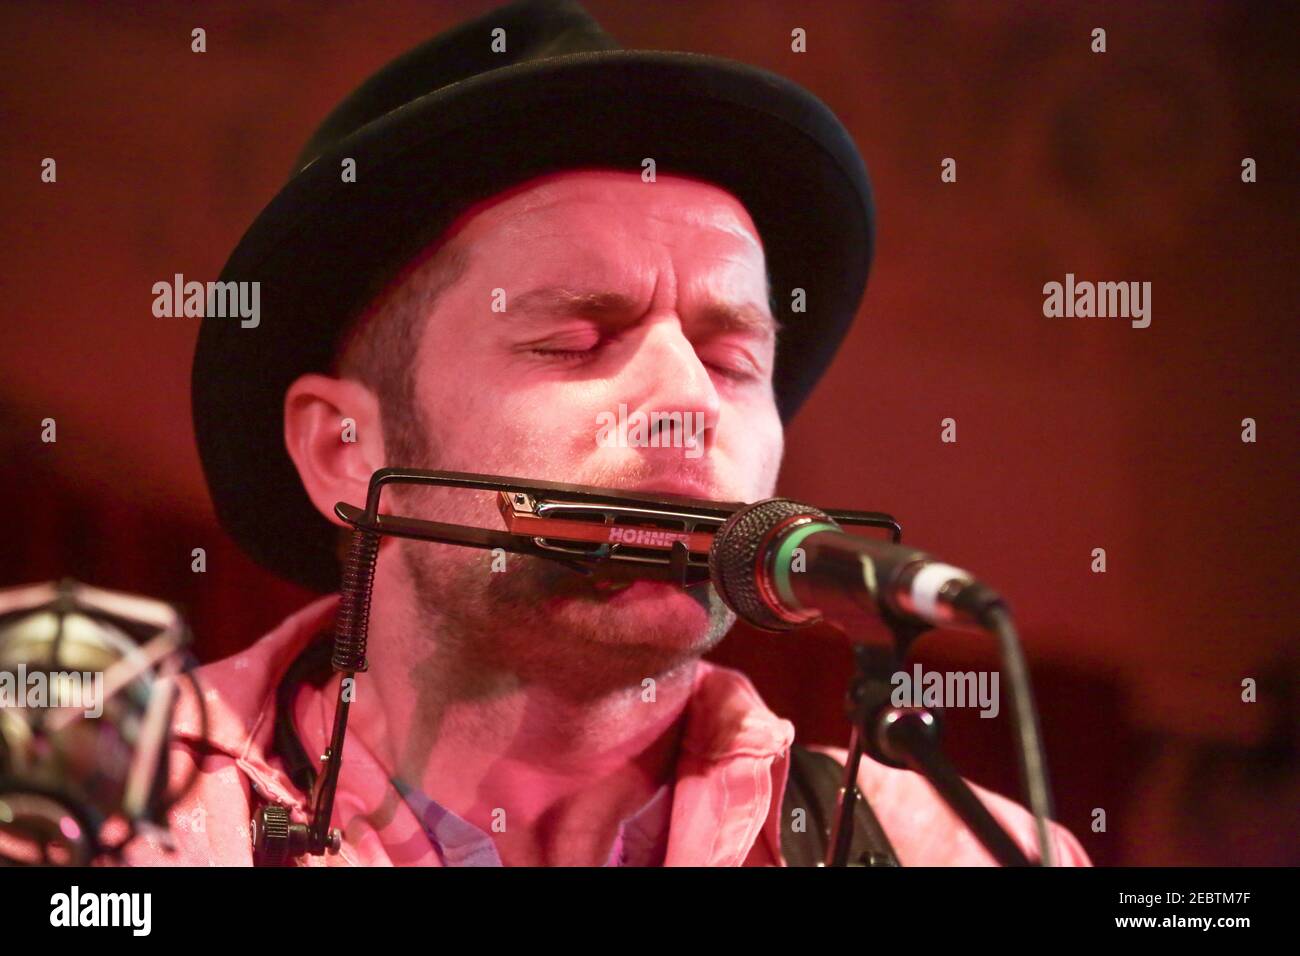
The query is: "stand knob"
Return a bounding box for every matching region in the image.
[252,803,308,866]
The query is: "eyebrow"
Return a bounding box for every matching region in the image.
[510,286,782,339]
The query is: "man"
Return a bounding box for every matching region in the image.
[123,0,1089,866]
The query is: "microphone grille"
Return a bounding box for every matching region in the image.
[709,498,831,631]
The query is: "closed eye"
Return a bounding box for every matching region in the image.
[526,334,763,383]
[529,341,759,380]
[529,344,604,362]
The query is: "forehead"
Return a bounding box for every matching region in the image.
[447,168,766,270]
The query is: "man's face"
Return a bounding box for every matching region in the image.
[387,168,784,686]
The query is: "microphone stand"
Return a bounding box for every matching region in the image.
[825,640,905,867]
[827,608,1034,867]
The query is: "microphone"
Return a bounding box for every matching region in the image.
[708,498,1006,633]
[708,498,1060,867]
[0,579,198,865]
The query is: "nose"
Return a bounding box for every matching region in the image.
[621,314,722,455]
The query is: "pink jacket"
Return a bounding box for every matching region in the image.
[108,595,1091,867]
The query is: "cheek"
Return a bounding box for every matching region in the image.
[714,396,784,495]
[496,381,606,436]
[424,375,606,469]
[750,414,785,494]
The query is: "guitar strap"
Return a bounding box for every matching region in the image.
[780,743,901,867]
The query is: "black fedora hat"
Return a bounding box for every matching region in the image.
[192,0,875,594]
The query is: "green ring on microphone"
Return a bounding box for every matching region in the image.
[773,521,839,610]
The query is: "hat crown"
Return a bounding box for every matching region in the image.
[294,0,620,173]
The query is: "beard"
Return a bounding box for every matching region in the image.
[382,413,738,700]
[397,537,736,699]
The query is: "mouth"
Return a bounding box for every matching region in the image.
[563,550,712,594]
[584,566,711,594]
[534,476,731,593]
[591,576,640,594]
[587,578,695,601]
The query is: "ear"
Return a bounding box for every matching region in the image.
[284,373,387,526]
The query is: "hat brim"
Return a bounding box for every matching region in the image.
[192,49,875,593]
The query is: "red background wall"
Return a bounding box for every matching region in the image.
[1,1,1295,865]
